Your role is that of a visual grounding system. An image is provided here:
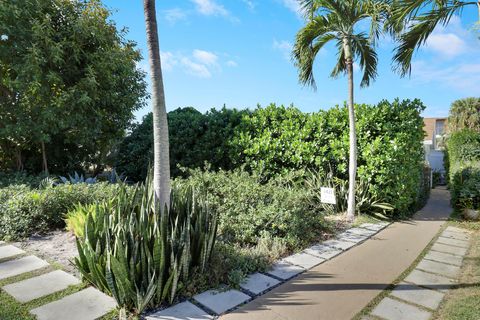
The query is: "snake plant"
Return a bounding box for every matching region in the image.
[74,175,218,314]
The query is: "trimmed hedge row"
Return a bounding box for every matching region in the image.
[116,100,426,217]
[446,130,480,211]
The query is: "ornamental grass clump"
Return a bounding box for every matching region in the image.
[73,177,218,314]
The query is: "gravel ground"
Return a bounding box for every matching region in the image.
[14,230,79,276]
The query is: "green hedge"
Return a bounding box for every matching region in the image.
[235,99,426,216]
[446,130,480,210]
[115,107,248,181]
[0,183,123,240]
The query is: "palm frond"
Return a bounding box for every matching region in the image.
[293,15,337,89]
[392,0,475,76]
[351,32,378,87]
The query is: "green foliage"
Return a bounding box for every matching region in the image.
[235,99,426,217]
[115,107,248,181]
[305,171,393,217]
[0,0,146,173]
[446,130,480,210]
[174,167,323,249]
[448,98,480,133]
[73,178,218,314]
[0,183,122,240]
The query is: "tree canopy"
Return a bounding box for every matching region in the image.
[0,0,147,173]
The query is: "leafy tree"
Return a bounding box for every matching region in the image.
[448,97,480,133]
[0,0,146,174]
[391,0,480,76]
[292,0,390,221]
[143,0,170,210]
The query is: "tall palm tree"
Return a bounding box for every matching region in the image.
[143,0,171,211]
[293,0,390,221]
[391,0,480,76]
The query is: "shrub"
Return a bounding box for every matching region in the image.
[174,167,324,249]
[115,107,248,181]
[305,171,393,216]
[446,130,480,210]
[0,183,123,240]
[73,178,218,314]
[235,99,426,217]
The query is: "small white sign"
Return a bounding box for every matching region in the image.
[320,187,336,204]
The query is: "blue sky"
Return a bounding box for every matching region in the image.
[102,0,479,120]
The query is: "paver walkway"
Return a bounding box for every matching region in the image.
[219,187,452,320]
[370,226,471,320]
[0,241,116,320]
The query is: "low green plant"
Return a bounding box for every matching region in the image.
[73,177,218,314]
[175,167,324,249]
[0,183,122,240]
[305,171,393,217]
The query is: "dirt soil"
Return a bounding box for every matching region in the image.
[14,230,79,276]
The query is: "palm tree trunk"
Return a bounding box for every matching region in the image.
[41,140,49,175]
[143,0,171,212]
[344,39,357,222]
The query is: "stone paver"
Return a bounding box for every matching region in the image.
[2,270,80,303]
[441,230,470,241]
[359,223,387,232]
[0,255,49,280]
[431,243,467,256]
[416,259,461,279]
[405,269,456,292]
[390,282,444,310]
[0,245,25,260]
[344,227,377,237]
[445,226,470,234]
[146,301,213,320]
[282,252,325,269]
[303,245,342,260]
[266,261,304,280]
[436,236,470,248]
[425,250,463,267]
[371,297,431,320]
[193,289,251,315]
[322,239,356,251]
[336,232,369,243]
[30,287,117,320]
[240,273,280,295]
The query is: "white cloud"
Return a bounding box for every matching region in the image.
[164,8,187,24]
[280,0,305,17]
[181,57,212,78]
[192,49,218,66]
[160,52,178,71]
[273,39,293,60]
[242,0,256,11]
[426,32,467,58]
[191,0,228,16]
[159,49,234,78]
[411,60,480,94]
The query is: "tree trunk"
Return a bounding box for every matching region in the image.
[143,0,171,213]
[16,148,23,171]
[41,140,49,175]
[344,38,357,222]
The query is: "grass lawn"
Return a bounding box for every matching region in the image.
[432,212,480,320]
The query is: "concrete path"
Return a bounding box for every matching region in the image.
[370,226,471,320]
[0,242,116,320]
[220,188,452,320]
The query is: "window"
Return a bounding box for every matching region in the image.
[435,120,445,136]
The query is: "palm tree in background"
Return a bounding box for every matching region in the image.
[293,0,390,221]
[391,0,480,76]
[143,0,171,211]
